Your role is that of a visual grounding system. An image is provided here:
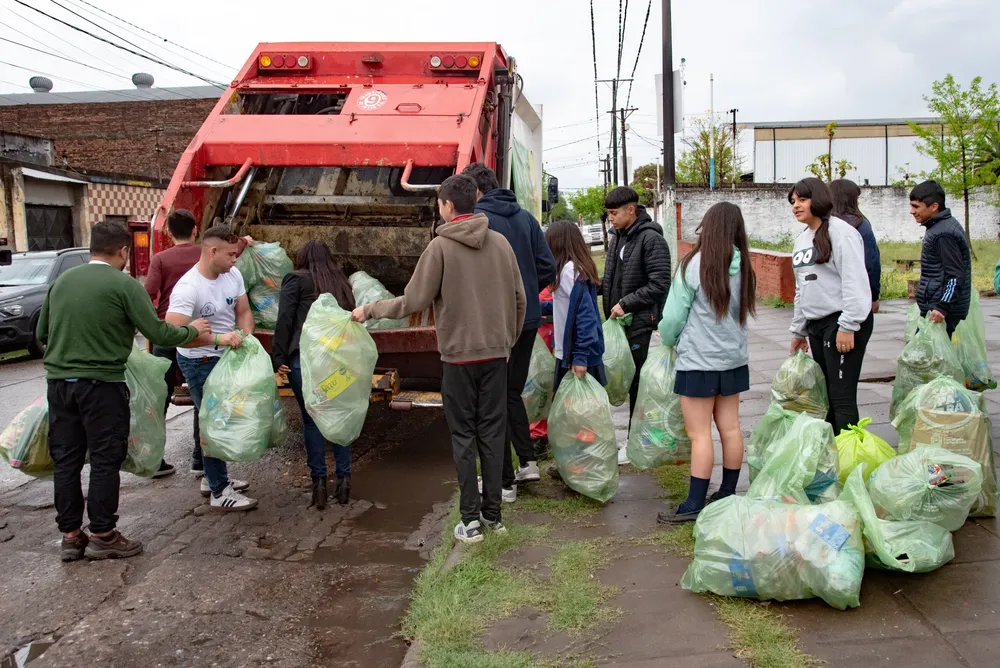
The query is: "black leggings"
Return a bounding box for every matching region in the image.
[807,311,874,435]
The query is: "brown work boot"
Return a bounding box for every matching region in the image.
[60,532,89,562]
[84,530,143,560]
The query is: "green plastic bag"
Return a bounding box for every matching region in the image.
[889,317,963,420]
[747,403,839,503]
[249,284,280,330]
[200,333,277,462]
[626,345,690,468]
[0,396,51,477]
[269,397,288,449]
[952,292,996,391]
[904,303,920,343]
[349,271,407,331]
[891,375,997,518]
[548,372,619,503]
[123,344,171,477]
[680,496,864,610]
[602,315,635,407]
[301,294,379,446]
[235,241,292,293]
[867,447,983,532]
[841,466,954,573]
[746,406,839,504]
[522,334,555,423]
[834,418,895,484]
[770,350,829,419]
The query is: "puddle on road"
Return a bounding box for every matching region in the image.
[306,415,456,667]
[0,642,52,668]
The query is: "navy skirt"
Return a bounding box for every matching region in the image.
[674,365,750,398]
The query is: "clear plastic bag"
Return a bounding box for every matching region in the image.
[548,372,619,503]
[891,375,997,518]
[123,344,172,477]
[904,303,920,343]
[269,397,288,449]
[200,334,277,462]
[770,350,829,419]
[952,292,996,391]
[681,496,864,610]
[602,315,636,407]
[840,466,954,573]
[746,406,839,504]
[0,396,51,477]
[867,447,983,532]
[300,294,379,446]
[889,317,963,420]
[349,271,407,331]
[235,241,293,293]
[522,334,555,423]
[626,345,690,468]
[248,284,280,330]
[834,417,896,484]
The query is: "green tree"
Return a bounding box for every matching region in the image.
[675,117,741,185]
[632,162,664,188]
[567,186,608,223]
[807,122,856,181]
[909,74,1000,244]
[549,194,573,221]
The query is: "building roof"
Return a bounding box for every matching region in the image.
[0,85,222,106]
[22,167,88,185]
[749,117,939,129]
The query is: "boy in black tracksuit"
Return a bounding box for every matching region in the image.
[909,181,972,336]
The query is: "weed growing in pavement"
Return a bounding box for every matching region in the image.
[633,526,696,558]
[543,540,619,630]
[511,476,606,520]
[710,596,816,668]
[760,296,794,309]
[651,463,690,502]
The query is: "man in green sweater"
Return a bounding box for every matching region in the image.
[39,221,211,561]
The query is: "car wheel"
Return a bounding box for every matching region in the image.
[28,315,45,358]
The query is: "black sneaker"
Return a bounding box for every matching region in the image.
[533,438,550,461]
[151,460,176,479]
[61,533,89,562]
[708,489,735,503]
[190,459,204,476]
[85,530,143,560]
[480,514,509,535]
[656,508,702,525]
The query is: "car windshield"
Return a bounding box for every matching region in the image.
[0,257,55,286]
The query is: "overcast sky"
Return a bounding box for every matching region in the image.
[1,0,997,189]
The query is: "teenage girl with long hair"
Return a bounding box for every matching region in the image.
[656,202,757,523]
[788,177,872,435]
[272,240,356,510]
[830,179,882,314]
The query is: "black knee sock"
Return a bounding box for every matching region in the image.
[720,467,740,494]
[677,476,710,514]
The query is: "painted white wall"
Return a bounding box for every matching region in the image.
[754,136,938,186]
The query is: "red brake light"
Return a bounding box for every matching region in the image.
[442,55,455,68]
[456,56,468,68]
[272,55,285,68]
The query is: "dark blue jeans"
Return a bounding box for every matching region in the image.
[289,357,351,479]
[176,354,231,495]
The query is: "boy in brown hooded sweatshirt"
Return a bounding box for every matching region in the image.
[352,174,525,543]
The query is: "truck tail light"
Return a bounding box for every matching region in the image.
[257,54,312,72]
[442,55,455,68]
[468,55,480,68]
[430,56,442,68]
[456,56,468,68]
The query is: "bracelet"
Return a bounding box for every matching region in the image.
[215,334,220,347]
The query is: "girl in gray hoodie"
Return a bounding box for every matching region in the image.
[656,202,757,524]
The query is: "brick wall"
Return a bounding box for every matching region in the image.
[676,238,795,303]
[0,99,217,182]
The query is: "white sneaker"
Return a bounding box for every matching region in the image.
[515,461,541,483]
[210,483,258,512]
[477,476,517,503]
[618,447,630,466]
[454,520,484,544]
[480,514,509,535]
[201,477,250,497]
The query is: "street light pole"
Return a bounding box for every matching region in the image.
[661,0,675,186]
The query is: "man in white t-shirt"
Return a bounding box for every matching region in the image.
[166,226,258,512]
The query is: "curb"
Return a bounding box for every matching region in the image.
[398,540,464,668]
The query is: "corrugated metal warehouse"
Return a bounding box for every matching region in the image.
[751,118,943,186]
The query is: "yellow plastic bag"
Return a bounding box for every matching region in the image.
[834,418,895,484]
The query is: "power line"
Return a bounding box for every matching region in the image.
[0,58,146,100]
[625,0,653,110]
[0,36,136,83]
[12,0,226,87]
[549,117,599,131]
[546,135,601,151]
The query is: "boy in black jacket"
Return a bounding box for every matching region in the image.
[463,163,556,498]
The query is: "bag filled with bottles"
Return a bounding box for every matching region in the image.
[866,447,983,532]
[952,292,996,391]
[892,375,996,517]
[248,283,280,330]
[548,372,619,503]
[770,350,829,419]
[834,417,895,484]
[746,406,840,504]
[349,271,407,331]
[301,294,379,446]
[236,241,293,293]
[602,315,636,407]
[0,396,52,477]
[840,465,954,573]
[123,344,172,477]
[680,496,864,610]
[889,317,963,420]
[522,334,556,423]
[626,345,690,468]
[200,333,277,462]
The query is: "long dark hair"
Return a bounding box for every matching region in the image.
[545,220,600,290]
[829,179,866,229]
[680,202,756,326]
[294,240,355,310]
[788,177,834,264]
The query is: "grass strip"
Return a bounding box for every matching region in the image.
[711,596,815,668]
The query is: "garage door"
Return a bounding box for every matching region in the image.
[26,205,74,251]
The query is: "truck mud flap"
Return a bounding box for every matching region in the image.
[390,391,443,411]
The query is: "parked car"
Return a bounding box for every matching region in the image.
[0,248,90,356]
[583,223,604,247]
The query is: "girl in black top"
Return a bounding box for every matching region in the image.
[272,240,355,509]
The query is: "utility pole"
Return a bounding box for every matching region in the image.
[729,108,738,190]
[600,154,612,191]
[599,78,632,186]
[661,0,675,186]
[709,73,715,191]
[619,107,638,185]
